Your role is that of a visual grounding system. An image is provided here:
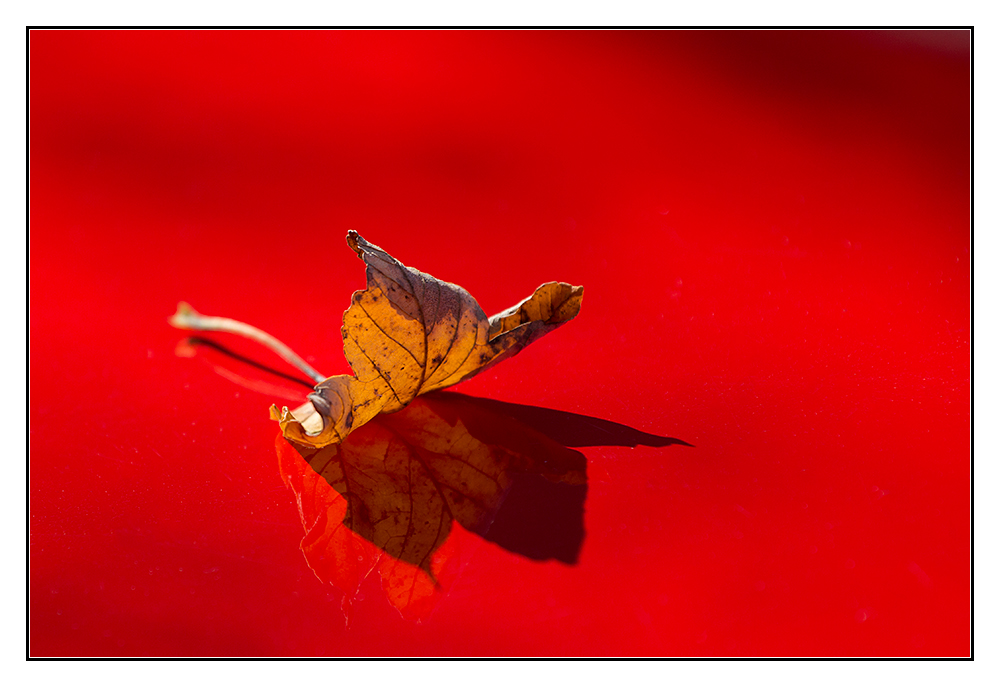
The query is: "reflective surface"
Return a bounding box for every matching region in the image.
[30,30,970,656]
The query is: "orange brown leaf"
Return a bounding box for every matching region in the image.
[272,232,583,447]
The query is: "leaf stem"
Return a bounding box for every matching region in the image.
[169,302,327,384]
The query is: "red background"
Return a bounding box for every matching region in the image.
[29,30,970,657]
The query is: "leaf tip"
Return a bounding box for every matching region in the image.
[346,231,363,258]
[560,282,584,320]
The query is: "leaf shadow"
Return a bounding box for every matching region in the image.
[177,335,693,620]
[434,391,693,564]
[452,393,696,449]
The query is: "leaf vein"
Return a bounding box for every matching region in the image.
[356,300,422,367]
[348,332,407,407]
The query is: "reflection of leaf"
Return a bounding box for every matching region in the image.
[173,331,690,623]
[272,232,583,448]
[276,391,588,621]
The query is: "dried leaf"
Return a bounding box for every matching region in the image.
[276,391,588,620]
[272,232,583,447]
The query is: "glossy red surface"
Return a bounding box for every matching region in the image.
[29,30,970,657]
